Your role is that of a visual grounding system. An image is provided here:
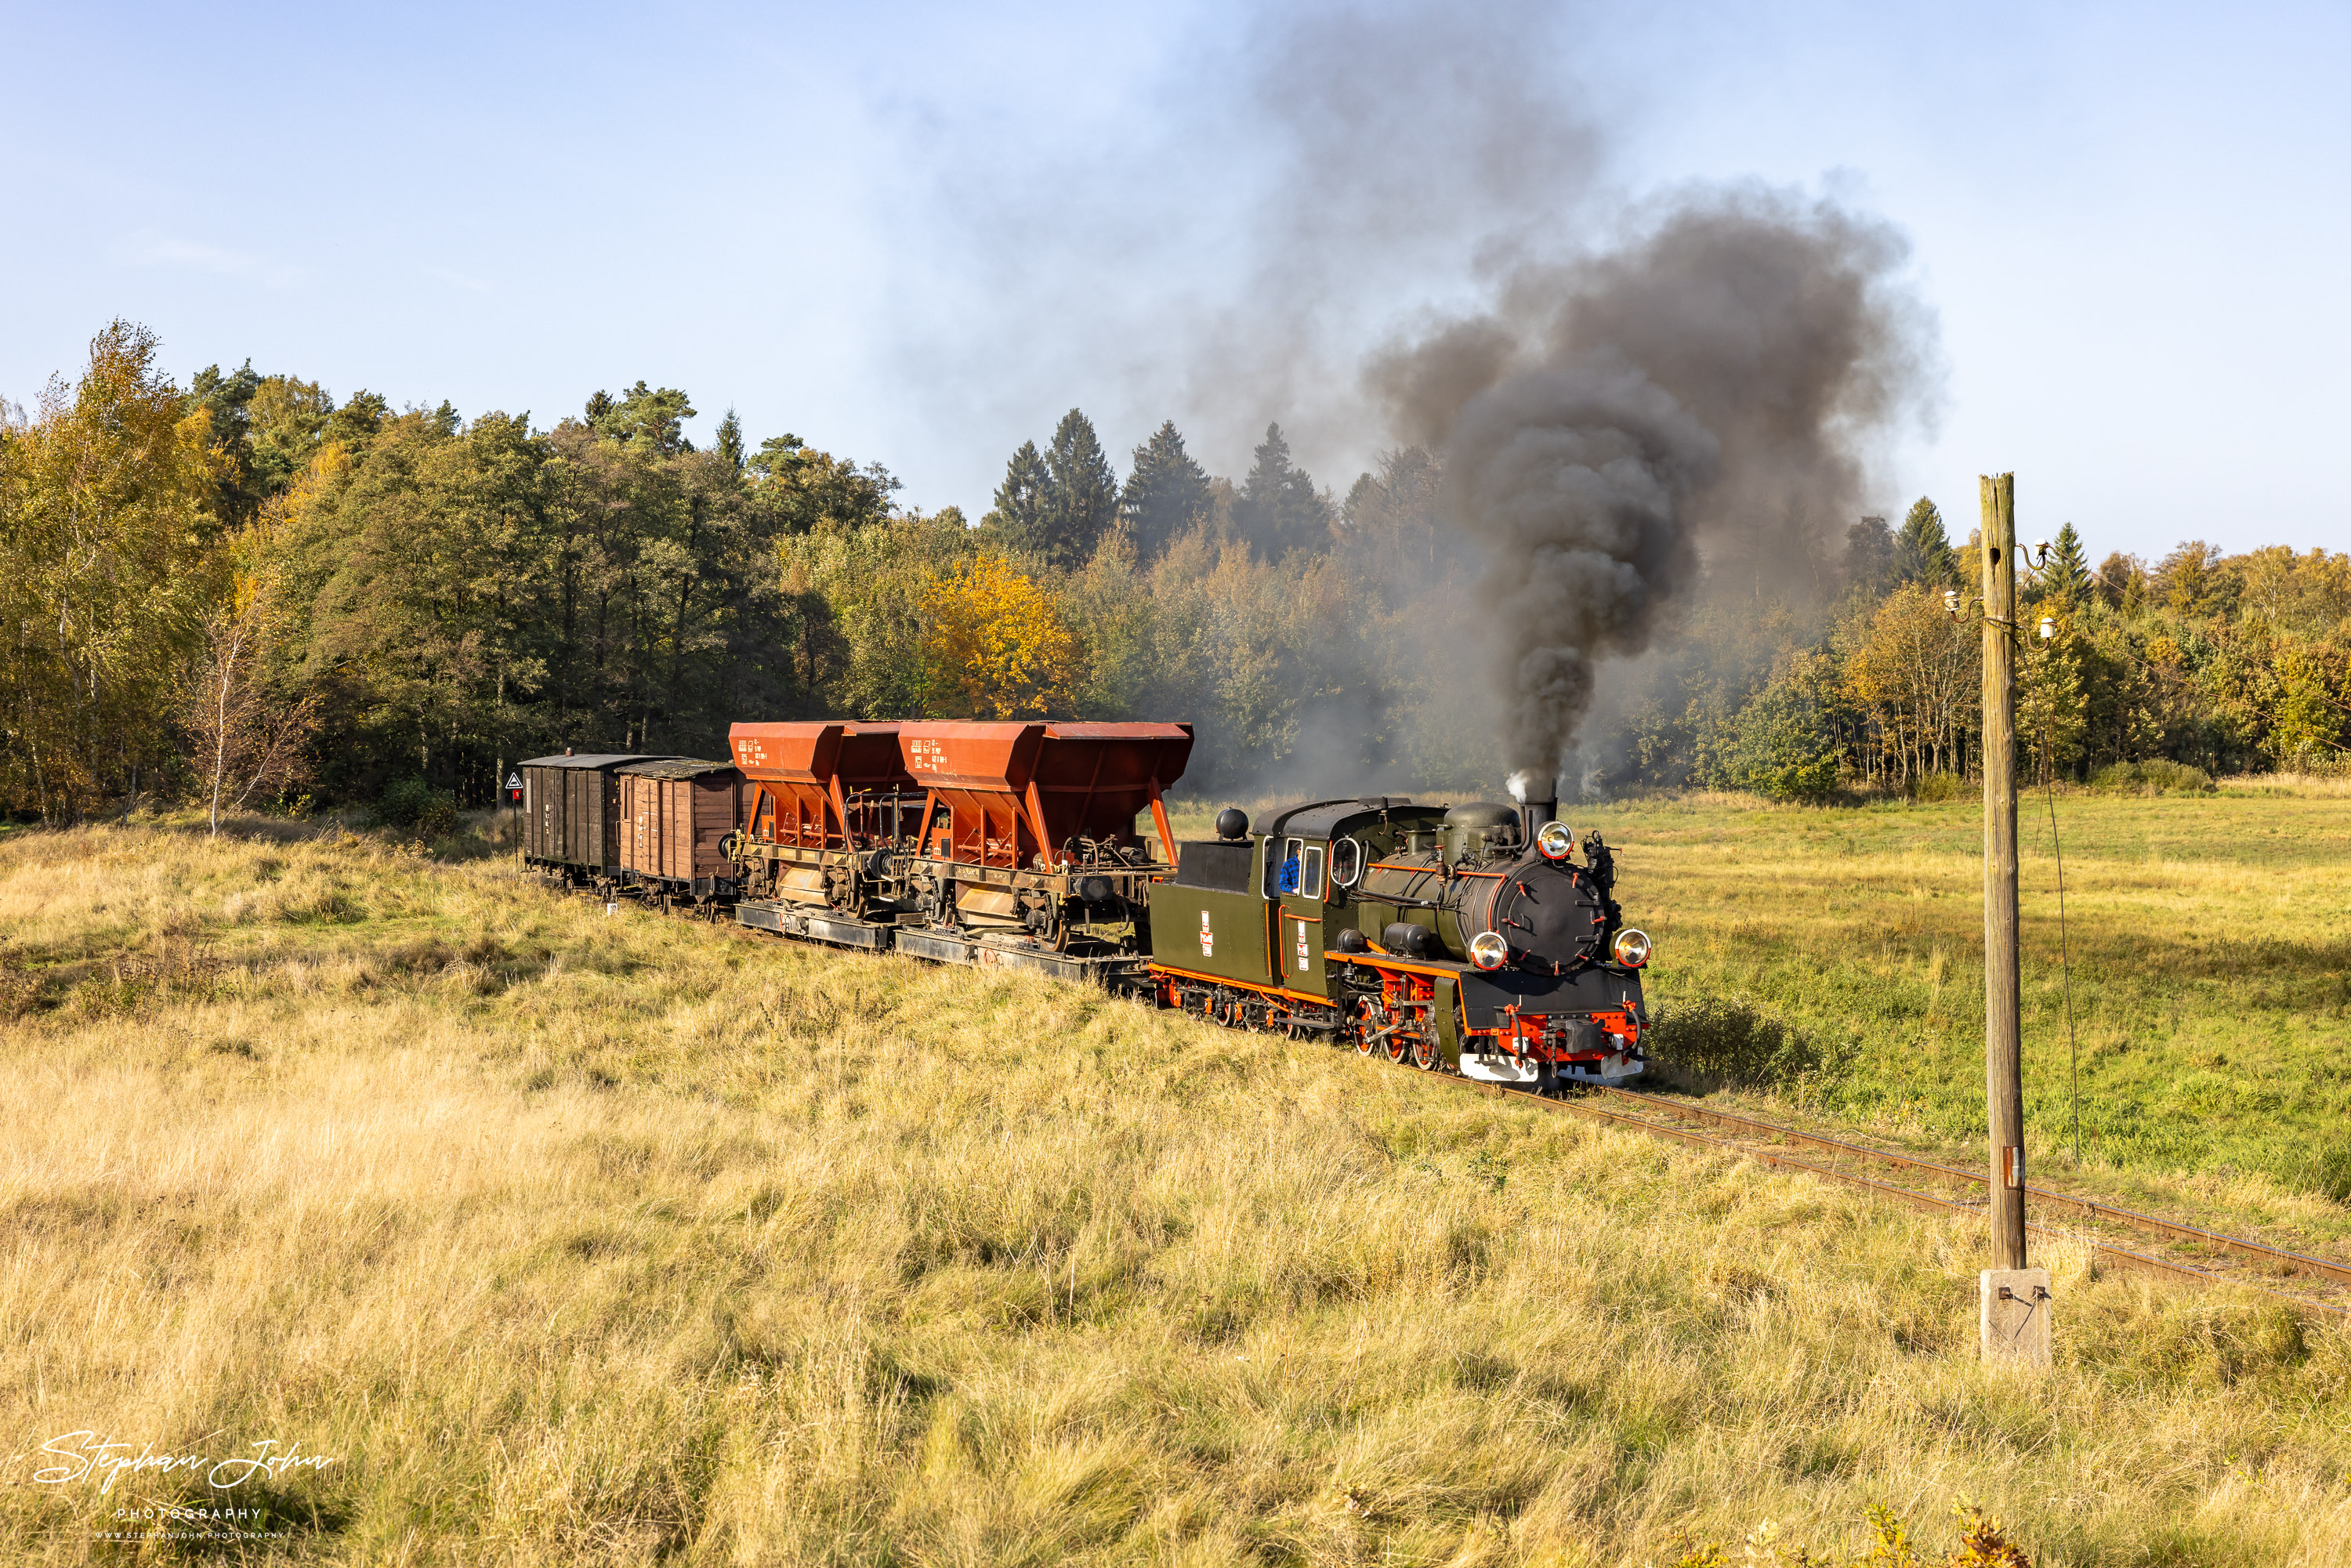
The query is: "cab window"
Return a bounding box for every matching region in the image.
[1300,843,1325,898]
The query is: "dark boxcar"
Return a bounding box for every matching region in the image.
[520,752,677,881]
[616,759,742,900]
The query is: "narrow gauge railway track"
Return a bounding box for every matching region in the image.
[1423,1069,2350,1320]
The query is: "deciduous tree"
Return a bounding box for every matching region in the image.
[0,320,221,817]
[923,552,1079,719]
[177,534,321,834]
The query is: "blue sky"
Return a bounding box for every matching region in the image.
[4,0,2345,561]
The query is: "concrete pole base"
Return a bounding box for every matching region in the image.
[1980,1268,2052,1365]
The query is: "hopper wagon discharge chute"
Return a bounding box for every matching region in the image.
[724,720,922,950]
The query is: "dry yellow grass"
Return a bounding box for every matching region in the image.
[2,817,2348,1565]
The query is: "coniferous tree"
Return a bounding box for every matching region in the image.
[327,391,389,452]
[2043,521,2092,603]
[1233,422,1331,559]
[190,360,266,527]
[1041,408,1119,571]
[1894,497,1954,585]
[1120,420,1212,561]
[715,409,745,472]
[985,440,1052,560]
[1843,515,1896,596]
[600,382,694,453]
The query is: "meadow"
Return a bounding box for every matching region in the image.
[1170,777,2351,1247]
[1596,780,2351,1237]
[0,805,2347,1565]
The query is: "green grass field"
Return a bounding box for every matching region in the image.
[1168,779,2351,1242]
[1,802,2347,1564]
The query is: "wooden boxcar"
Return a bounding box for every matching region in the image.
[520,752,677,882]
[617,759,743,904]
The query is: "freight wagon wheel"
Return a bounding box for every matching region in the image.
[1411,1035,1439,1071]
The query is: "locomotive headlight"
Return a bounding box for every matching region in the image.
[1611,928,1652,969]
[1469,929,1509,970]
[1534,820,1575,861]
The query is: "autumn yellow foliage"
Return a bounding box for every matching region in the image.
[923,551,1081,718]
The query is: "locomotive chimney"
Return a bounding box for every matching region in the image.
[1507,770,1558,845]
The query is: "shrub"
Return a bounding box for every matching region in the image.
[2088,759,2215,795]
[1648,994,1827,1087]
[1911,770,1967,802]
[379,777,460,837]
[1701,654,1847,803]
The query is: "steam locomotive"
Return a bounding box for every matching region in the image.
[517,720,1650,1088]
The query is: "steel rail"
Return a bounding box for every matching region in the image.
[1424,1070,2347,1319]
[1585,1084,2351,1288]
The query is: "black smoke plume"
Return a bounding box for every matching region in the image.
[1372,190,1933,776]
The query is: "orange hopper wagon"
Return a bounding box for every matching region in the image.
[889,720,1193,976]
[726,722,922,938]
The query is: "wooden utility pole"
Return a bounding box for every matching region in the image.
[1980,473,2027,1272]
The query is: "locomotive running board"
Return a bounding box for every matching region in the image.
[733,900,893,950]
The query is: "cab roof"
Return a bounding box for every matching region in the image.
[1263,797,1446,840]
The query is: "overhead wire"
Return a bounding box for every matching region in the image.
[2036,629,2085,1166]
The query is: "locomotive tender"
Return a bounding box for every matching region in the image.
[519,720,1650,1087]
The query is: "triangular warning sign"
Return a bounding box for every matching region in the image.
[505,773,522,789]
